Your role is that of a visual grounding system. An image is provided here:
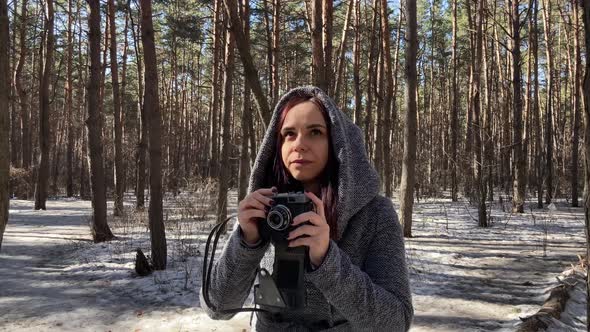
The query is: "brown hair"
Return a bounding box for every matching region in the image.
[270,96,339,240]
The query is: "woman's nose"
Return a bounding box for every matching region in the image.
[292,133,307,152]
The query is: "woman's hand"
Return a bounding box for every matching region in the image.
[287,191,330,268]
[237,187,277,245]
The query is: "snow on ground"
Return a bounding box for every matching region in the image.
[0,191,586,331]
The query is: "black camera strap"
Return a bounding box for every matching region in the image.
[202,215,271,315]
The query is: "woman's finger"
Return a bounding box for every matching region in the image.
[240,196,266,211]
[288,236,315,248]
[287,224,319,240]
[304,191,324,217]
[292,211,323,227]
[251,191,274,207]
[241,208,266,221]
[255,187,277,197]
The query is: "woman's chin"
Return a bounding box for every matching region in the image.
[289,170,316,183]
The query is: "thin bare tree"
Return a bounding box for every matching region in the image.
[400,0,418,238]
[34,0,54,210]
[581,0,590,324]
[109,0,124,216]
[0,0,9,250]
[87,0,114,242]
[140,0,167,269]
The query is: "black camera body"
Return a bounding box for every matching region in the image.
[255,192,314,311]
[262,192,315,243]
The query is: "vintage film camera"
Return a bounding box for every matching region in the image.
[254,191,315,311]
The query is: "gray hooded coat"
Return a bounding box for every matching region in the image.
[200,86,413,331]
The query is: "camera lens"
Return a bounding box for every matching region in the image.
[266,205,292,231]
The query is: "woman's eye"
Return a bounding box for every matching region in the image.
[283,131,294,137]
[311,129,322,136]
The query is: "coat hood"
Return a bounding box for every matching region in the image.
[247,86,380,240]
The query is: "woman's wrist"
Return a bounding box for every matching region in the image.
[239,226,262,247]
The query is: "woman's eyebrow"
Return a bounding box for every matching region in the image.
[281,124,326,131]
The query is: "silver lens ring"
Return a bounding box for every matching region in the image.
[266,205,292,231]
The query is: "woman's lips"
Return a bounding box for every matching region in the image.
[292,159,311,164]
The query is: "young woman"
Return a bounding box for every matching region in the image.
[201,86,413,331]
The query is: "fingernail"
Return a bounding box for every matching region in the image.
[272,187,278,193]
[269,200,275,205]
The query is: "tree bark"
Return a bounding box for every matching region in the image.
[380,0,394,197]
[35,0,54,210]
[542,0,553,205]
[128,3,146,209]
[364,0,379,159]
[87,0,114,242]
[473,0,486,226]
[140,0,167,270]
[15,0,29,172]
[512,0,526,213]
[0,0,9,250]
[322,0,333,93]
[333,0,354,104]
[271,0,280,104]
[109,0,124,216]
[450,0,458,202]
[571,0,581,208]
[238,0,251,202]
[311,0,326,91]
[400,0,418,238]
[352,0,361,127]
[533,0,541,208]
[208,0,222,179]
[65,0,74,197]
[217,25,235,230]
[580,0,590,325]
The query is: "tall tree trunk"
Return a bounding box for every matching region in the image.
[78,10,90,200]
[129,3,146,209]
[9,0,18,169]
[352,0,361,127]
[542,0,553,204]
[533,0,541,208]
[87,0,114,242]
[364,0,379,158]
[322,0,333,93]
[140,0,167,270]
[512,0,526,213]
[217,26,235,230]
[0,0,9,250]
[66,0,74,197]
[380,0,393,197]
[238,0,251,202]
[35,0,54,210]
[121,7,129,193]
[581,0,590,325]
[400,0,418,238]
[473,0,486,226]
[271,0,280,104]
[15,0,29,172]
[109,0,124,216]
[450,0,458,202]
[571,0,581,208]
[208,0,222,179]
[333,0,354,103]
[311,0,326,91]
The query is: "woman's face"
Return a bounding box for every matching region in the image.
[280,101,329,185]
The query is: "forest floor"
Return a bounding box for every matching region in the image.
[0,190,586,331]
